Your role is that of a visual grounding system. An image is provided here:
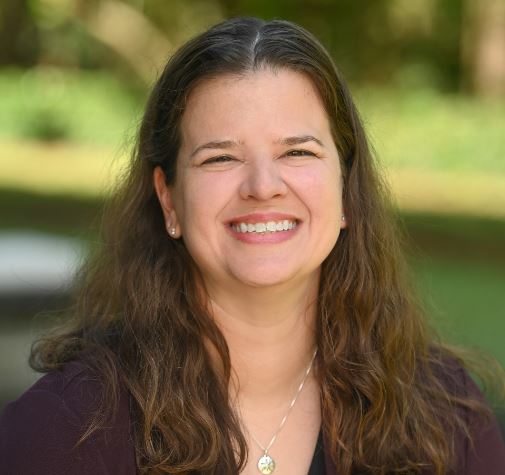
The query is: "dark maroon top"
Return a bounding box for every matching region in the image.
[1,359,504,474]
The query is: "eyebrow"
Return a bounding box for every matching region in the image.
[189,140,239,159]
[276,135,324,147]
[189,135,324,159]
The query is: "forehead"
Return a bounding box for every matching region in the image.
[179,68,332,146]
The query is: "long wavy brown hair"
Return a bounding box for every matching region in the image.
[30,17,501,474]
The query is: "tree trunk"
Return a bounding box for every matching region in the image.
[461,0,505,97]
[74,0,173,84]
[0,0,38,66]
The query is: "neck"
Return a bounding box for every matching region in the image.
[206,274,319,410]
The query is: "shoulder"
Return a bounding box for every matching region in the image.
[434,357,505,475]
[0,359,136,475]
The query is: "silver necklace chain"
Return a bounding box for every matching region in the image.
[245,348,318,473]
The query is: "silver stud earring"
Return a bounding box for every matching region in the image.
[341,215,346,221]
[169,227,176,236]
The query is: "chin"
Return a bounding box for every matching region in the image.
[231,267,308,289]
[238,277,290,288]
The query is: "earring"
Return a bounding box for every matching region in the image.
[169,227,176,237]
[341,215,346,221]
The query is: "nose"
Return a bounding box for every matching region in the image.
[238,158,288,201]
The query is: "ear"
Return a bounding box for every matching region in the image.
[153,166,181,238]
[340,212,347,229]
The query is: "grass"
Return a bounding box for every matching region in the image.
[3,140,504,218]
[0,187,102,237]
[0,140,127,196]
[411,254,505,364]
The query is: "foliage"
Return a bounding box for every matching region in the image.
[0,68,142,144]
[1,68,503,176]
[356,87,505,174]
[22,106,69,141]
[2,0,505,95]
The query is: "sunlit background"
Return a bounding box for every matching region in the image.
[1,0,504,419]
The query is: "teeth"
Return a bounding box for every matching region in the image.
[232,220,298,234]
[266,221,276,232]
[256,223,267,233]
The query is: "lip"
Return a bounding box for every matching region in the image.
[225,212,301,244]
[226,212,300,225]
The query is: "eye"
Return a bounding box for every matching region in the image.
[201,155,235,165]
[285,149,317,158]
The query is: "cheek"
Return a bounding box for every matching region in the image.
[175,174,212,221]
[175,174,229,247]
[290,164,342,220]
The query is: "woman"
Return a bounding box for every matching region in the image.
[1,17,504,475]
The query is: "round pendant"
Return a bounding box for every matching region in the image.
[257,454,275,474]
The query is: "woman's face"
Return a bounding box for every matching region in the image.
[154,68,346,292]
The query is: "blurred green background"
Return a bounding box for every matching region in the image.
[0,0,504,411]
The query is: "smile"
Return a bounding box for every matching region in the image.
[231,220,298,234]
